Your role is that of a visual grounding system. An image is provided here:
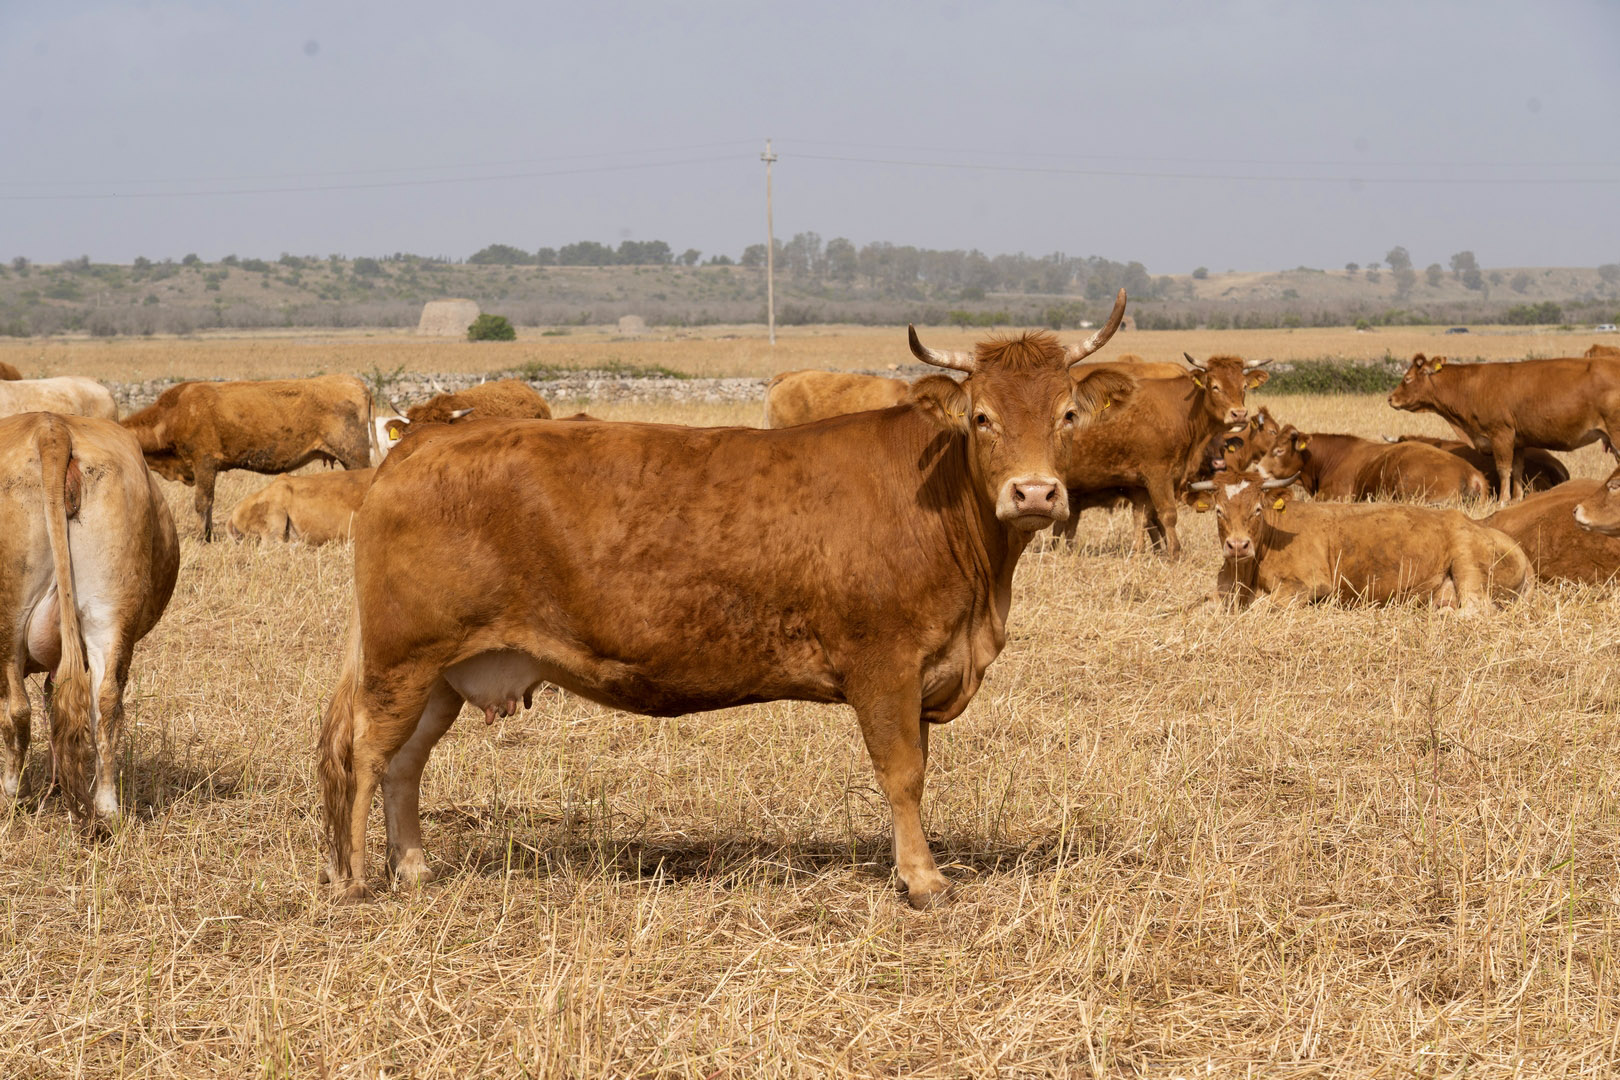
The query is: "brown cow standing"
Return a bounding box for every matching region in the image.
[122,375,372,540]
[1388,353,1620,501]
[1384,434,1567,496]
[1190,470,1528,612]
[764,370,911,428]
[1056,354,1269,556]
[318,294,1136,908]
[0,413,179,823]
[377,379,553,456]
[226,468,375,545]
[1285,431,1488,501]
[1483,479,1620,583]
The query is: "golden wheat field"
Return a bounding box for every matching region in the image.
[6,355,1620,1076]
[0,324,1606,383]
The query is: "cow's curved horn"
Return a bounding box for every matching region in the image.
[387,398,405,416]
[908,325,976,373]
[1243,357,1273,370]
[1183,352,1208,372]
[432,378,447,393]
[1381,434,1399,443]
[1188,480,1217,492]
[1261,472,1300,490]
[447,408,474,421]
[1064,289,1128,366]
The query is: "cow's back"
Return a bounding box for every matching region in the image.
[0,377,117,421]
[764,370,910,427]
[1063,374,1203,488]
[1356,441,1487,501]
[1484,479,1620,583]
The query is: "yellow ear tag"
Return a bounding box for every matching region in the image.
[1272,496,1287,511]
[1194,497,1211,511]
[388,429,402,443]
[1294,438,1307,451]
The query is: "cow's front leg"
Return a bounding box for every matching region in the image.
[1487,434,1516,504]
[192,460,219,542]
[852,676,949,910]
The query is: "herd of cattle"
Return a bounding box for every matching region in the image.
[6,296,1620,907]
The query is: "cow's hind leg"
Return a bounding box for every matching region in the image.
[850,674,949,910]
[382,679,464,887]
[193,460,219,542]
[1488,434,1516,504]
[85,633,134,823]
[2,660,29,803]
[1145,477,1181,558]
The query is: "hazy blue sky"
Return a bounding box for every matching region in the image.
[3,1,1617,272]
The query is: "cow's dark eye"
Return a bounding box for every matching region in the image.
[1063,410,1079,425]
[975,413,992,429]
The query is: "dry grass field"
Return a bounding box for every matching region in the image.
[0,324,1611,384]
[5,376,1620,1075]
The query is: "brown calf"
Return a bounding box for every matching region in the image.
[227,468,375,545]
[1288,431,1487,501]
[1384,434,1567,496]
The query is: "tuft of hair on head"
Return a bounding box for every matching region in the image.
[972,330,1068,374]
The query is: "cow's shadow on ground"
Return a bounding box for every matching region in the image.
[9,745,246,827]
[427,802,1112,889]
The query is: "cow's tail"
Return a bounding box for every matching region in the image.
[36,416,94,822]
[317,594,365,883]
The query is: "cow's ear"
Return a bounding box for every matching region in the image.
[385,419,409,443]
[1245,369,1270,389]
[1189,372,1206,389]
[1223,436,1244,453]
[1271,495,1288,512]
[909,375,970,434]
[1429,356,1446,372]
[1072,368,1136,424]
[1293,433,1310,451]
[1192,494,1213,513]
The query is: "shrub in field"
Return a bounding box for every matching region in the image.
[467,313,516,341]
[1258,358,1404,395]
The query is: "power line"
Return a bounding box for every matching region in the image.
[0,154,743,201]
[784,137,1620,171]
[0,139,762,189]
[789,151,1620,186]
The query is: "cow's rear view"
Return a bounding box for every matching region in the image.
[0,413,179,824]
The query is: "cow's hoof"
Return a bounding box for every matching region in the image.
[335,881,368,904]
[388,852,435,887]
[905,880,954,911]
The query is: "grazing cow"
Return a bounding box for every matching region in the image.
[1573,468,1620,538]
[121,375,372,541]
[1190,470,1528,612]
[1383,434,1568,496]
[378,379,553,455]
[1586,344,1620,359]
[0,361,21,380]
[764,370,911,428]
[226,468,375,545]
[0,413,179,822]
[318,293,1136,907]
[1482,479,1620,583]
[1388,353,1620,501]
[1055,353,1269,556]
[0,377,118,421]
[1285,431,1488,501]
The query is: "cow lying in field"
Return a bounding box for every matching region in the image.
[1574,468,1620,539]
[0,376,118,421]
[318,293,1136,908]
[1278,431,1488,502]
[1480,478,1620,584]
[227,468,375,545]
[0,413,179,824]
[1389,353,1620,501]
[764,370,912,428]
[122,375,373,541]
[1190,469,1528,612]
[1383,434,1567,496]
[0,360,21,380]
[376,379,553,457]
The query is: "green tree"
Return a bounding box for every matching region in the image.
[1192,266,1209,279]
[557,241,616,266]
[1510,271,1531,293]
[680,248,701,266]
[1425,263,1444,287]
[1449,250,1478,279]
[467,313,516,341]
[468,244,534,266]
[1384,246,1412,272]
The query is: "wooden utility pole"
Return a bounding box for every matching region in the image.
[761,138,778,345]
